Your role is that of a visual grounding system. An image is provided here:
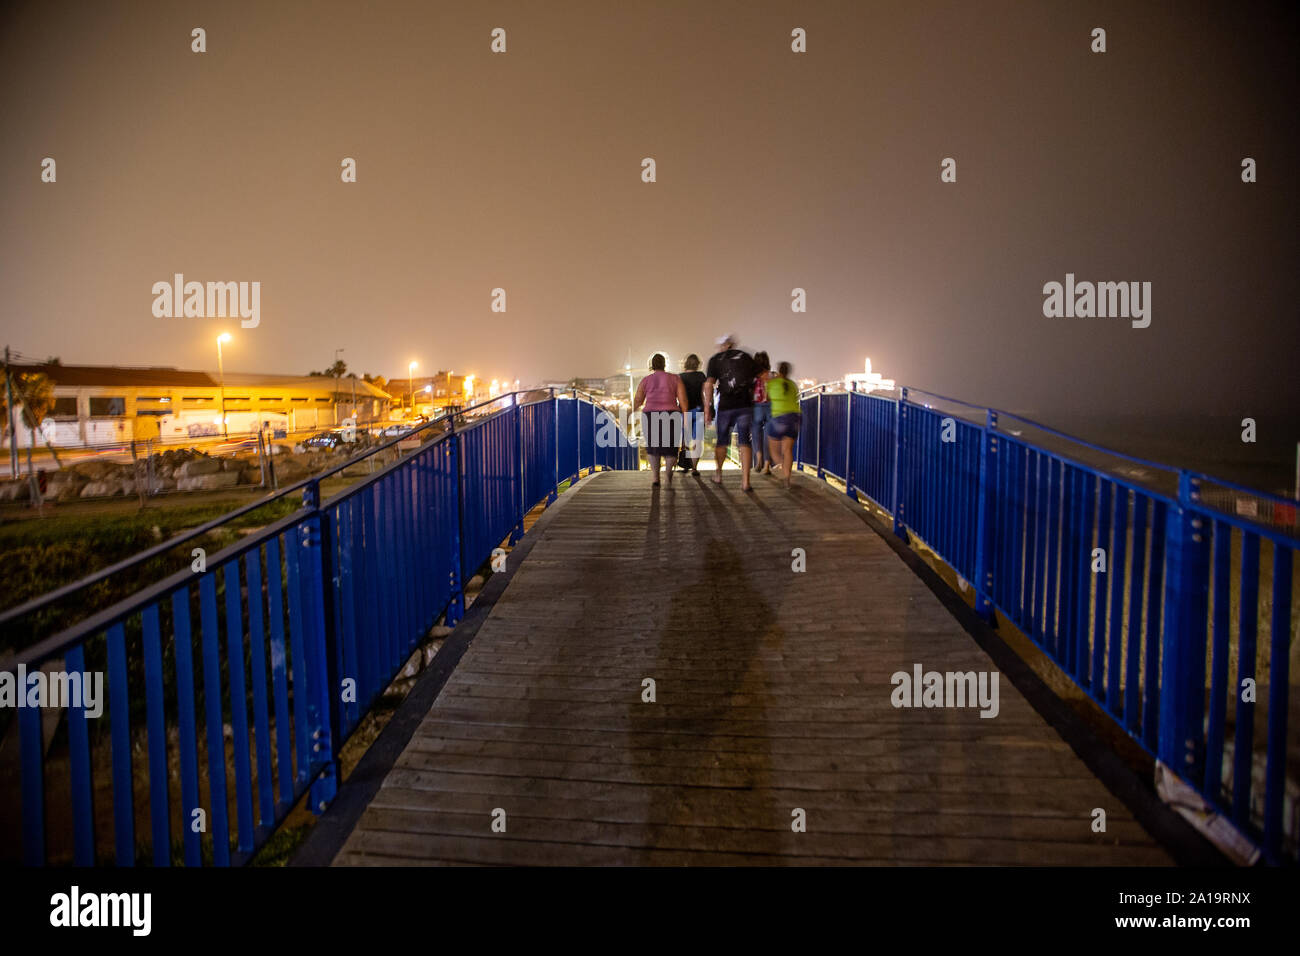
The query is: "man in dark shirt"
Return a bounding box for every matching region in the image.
[678,354,707,472]
[703,334,757,491]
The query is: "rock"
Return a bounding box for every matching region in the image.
[178,457,220,477]
[274,458,308,481]
[54,483,83,502]
[80,480,122,498]
[239,468,263,485]
[0,480,31,501]
[177,471,240,491]
[72,460,113,481]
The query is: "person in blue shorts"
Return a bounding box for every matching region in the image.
[703,334,757,492]
[764,362,802,489]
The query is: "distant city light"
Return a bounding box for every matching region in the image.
[844,357,895,393]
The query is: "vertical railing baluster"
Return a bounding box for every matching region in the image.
[447,419,465,625]
[171,589,202,866]
[1232,532,1259,826]
[65,643,96,865]
[198,575,230,866]
[892,389,906,536]
[244,549,276,829]
[141,604,171,865]
[1158,472,1210,779]
[973,409,996,617]
[1263,543,1292,860]
[1203,521,1231,800]
[222,563,255,851]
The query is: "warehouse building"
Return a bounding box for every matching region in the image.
[2,363,393,448]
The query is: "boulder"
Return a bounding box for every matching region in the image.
[238,468,264,485]
[80,480,122,498]
[177,471,240,492]
[72,460,114,481]
[177,457,220,478]
[0,480,30,501]
[54,483,84,502]
[274,458,309,481]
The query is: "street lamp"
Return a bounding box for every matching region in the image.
[408,360,417,415]
[334,347,344,425]
[216,333,232,439]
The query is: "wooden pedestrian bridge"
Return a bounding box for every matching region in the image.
[2,388,1296,866]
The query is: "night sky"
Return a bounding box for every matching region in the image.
[1,0,1296,422]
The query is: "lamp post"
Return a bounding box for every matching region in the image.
[333,347,344,425]
[408,360,417,416]
[216,332,232,439]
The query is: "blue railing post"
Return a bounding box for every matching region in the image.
[301,478,339,814]
[547,389,559,504]
[843,386,852,492]
[573,388,581,483]
[816,386,825,480]
[1158,470,1210,779]
[509,393,524,544]
[892,387,907,538]
[795,394,804,472]
[973,408,997,618]
[446,416,465,625]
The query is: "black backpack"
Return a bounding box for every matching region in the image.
[717,350,754,401]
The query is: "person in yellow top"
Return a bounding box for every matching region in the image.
[764,362,801,488]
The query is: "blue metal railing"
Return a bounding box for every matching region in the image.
[1,389,637,865]
[797,383,1299,864]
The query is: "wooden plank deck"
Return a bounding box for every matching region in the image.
[333,469,1171,865]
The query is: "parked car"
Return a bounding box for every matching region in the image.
[303,430,346,449]
[382,416,429,438]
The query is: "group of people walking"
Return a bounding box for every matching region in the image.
[632,334,801,492]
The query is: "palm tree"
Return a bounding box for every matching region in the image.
[5,372,59,503]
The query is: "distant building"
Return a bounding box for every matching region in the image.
[1,363,391,448]
[401,371,469,414]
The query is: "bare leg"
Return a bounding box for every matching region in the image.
[767,436,780,474]
[781,438,794,488]
[650,454,660,485]
[712,440,726,484]
[740,445,753,491]
[664,454,676,485]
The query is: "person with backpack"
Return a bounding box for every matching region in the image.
[703,334,757,492]
[677,353,707,473]
[750,351,773,474]
[764,361,801,489]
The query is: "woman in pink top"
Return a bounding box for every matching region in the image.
[633,353,689,488]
